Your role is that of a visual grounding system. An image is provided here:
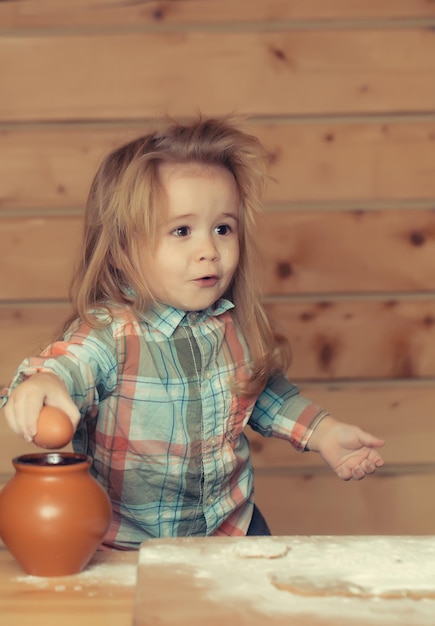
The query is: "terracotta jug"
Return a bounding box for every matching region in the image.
[0,452,112,577]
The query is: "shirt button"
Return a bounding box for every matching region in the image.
[209,437,217,446]
[189,312,198,322]
[206,495,215,505]
[204,370,212,380]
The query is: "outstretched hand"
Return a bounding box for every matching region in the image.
[311,418,385,481]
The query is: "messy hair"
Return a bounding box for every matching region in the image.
[66,115,290,394]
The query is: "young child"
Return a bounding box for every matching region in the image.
[1,115,384,548]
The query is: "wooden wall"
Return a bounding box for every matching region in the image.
[1,0,435,535]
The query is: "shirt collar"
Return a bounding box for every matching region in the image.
[140,299,235,337]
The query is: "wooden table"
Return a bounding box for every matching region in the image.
[0,547,138,626]
[2,536,435,625]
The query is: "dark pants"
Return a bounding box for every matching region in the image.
[247,504,271,536]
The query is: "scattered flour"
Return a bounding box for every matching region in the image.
[15,561,137,589]
[139,536,435,624]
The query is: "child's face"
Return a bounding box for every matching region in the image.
[137,161,240,312]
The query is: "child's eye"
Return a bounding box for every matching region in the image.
[172,226,190,237]
[215,224,232,235]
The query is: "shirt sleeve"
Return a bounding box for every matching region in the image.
[248,371,329,452]
[0,319,118,416]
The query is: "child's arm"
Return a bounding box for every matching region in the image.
[308,416,385,481]
[3,372,80,443]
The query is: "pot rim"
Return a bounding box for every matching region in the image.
[12,452,90,467]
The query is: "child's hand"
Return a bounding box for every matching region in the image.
[4,372,80,443]
[309,417,385,481]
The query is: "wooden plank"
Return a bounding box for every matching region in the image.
[0,126,147,211]
[3,120,435,211]
[254,471,435,535]
[265,298,435,379]
[0,293,433,381]
[0,303,434,461]
[257,209,435,294]
[2,210,435,299]
[0,378,435,466]
[248,383,435,467]
[0,304,70,384]
[2,30,435,121]
[0,218,80,300]
[1,0,435,29]
[0,381,433,472]
[257,121,435,203]
[3,298,435,381]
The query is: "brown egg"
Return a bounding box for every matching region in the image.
[33,406,74,449]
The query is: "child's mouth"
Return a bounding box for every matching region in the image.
[195,276,219,286]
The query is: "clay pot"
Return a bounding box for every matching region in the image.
[0,452,112,577]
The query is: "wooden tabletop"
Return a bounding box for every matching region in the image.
[2,536,435,626]
[0,546,138,626]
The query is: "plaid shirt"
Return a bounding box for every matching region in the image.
[1,299,327,549]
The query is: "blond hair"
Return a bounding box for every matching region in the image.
[66,115,290,394]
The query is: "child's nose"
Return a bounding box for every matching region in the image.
[198,236,219,261]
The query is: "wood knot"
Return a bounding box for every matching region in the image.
[271,47,287,61]
[300,311,315,322]
[353,209,366,218]
[249,439,263,454]
[267,150,280,165]
[423,315,435,327]
[317,301,332,310]
[319,342,334,369]
[152,7,165,20]
[409,231,426,246]
[276,261,293,279]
